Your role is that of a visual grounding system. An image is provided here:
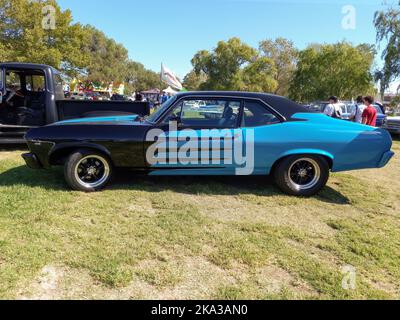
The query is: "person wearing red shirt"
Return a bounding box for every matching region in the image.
[362,96,377,127]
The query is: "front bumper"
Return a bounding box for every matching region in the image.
[378,151,395,168]
[383,124,400,134]
[22,153,43,169]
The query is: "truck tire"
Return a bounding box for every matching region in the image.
[273,155,329,197]
[64,150,113,192]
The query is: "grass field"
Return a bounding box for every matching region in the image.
[0,140,399,300]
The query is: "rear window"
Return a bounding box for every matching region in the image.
[25,73,46,92]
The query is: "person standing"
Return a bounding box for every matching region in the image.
[350,96,367,123]
[324,96,342,119]
[362,96,377,127]
[135,91,143,102]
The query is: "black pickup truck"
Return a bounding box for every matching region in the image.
[0,63,150,144]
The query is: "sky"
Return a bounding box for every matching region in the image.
[57,0,396,88]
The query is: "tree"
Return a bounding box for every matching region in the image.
[82,26,130,83]
[0,0,90,77]
[182,69,207,91]
[374,1,400,99]
[124,61,160,93]
[259,38,298,96]
[289,42,376,102]
[239,57,277,92]
[191,37,277,92]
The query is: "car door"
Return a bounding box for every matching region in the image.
[146,97,246,175]
[240,99,284,175]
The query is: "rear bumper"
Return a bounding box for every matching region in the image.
[378,151,395,168]
[22,153,43,169]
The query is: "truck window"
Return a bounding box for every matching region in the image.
[6,71,22,91]
[25,73,46,92]
[53,73,65,100]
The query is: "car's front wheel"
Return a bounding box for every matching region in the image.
[64,150,113,192]
[273,155,330,196]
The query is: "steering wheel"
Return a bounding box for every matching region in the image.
[14,90,25,98]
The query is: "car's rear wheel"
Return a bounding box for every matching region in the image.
[273,155,329,196]
[64,150,113,192]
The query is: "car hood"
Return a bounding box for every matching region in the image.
[52,114,140,126]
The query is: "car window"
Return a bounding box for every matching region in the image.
[5,71,22,91]
[242,100,280,127]
[163,99,241,128]
[147,96,177,123]
[25,74,45,92]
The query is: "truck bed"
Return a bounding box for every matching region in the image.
[0,100,151,144]
[57,100,150,121]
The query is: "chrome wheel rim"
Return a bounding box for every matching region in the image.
[74,155,110,189]
[288,158,321,191]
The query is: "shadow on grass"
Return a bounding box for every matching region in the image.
[0,144,28,152]
[391,134,400,142]
[0,165,350,205]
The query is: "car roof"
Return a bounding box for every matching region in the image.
[174,91,311,120]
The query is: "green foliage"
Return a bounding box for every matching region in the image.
[374,2,400,96]
[289,42,376,102]
[0,0,158,93]
[124,61,160,93]
[391,95,400,108]
[0,0,89,77]
[191,37,277,93]
[259,38,298,96]
[182,69,207,91]
[239,57,277,92]
[82,26,128,83]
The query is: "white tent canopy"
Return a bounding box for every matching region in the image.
[163,86,178,95]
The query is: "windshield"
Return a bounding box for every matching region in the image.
[146,96,177,123]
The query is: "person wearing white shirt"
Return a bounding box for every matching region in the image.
[324,96,342,119]
[350,96,366,123]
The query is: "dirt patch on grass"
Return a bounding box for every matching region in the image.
[17,258,237,300]
[254,263,317,297]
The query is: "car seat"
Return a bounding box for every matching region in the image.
[218,107,236,127]
[16,93,46,126]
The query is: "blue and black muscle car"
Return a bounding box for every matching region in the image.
[22,92,394,196]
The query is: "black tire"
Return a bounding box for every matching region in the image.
[64,149,113,192]
[273,155,330,197]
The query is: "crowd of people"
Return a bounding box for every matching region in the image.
[323,95,379,127]
[132,91,174,108]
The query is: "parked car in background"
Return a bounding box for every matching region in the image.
[111,94,129,101]
[341,104,387,127]
[22,91,394,197]
[70,92,87,100]
[373,104,387,128]
[384,116,400,136]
